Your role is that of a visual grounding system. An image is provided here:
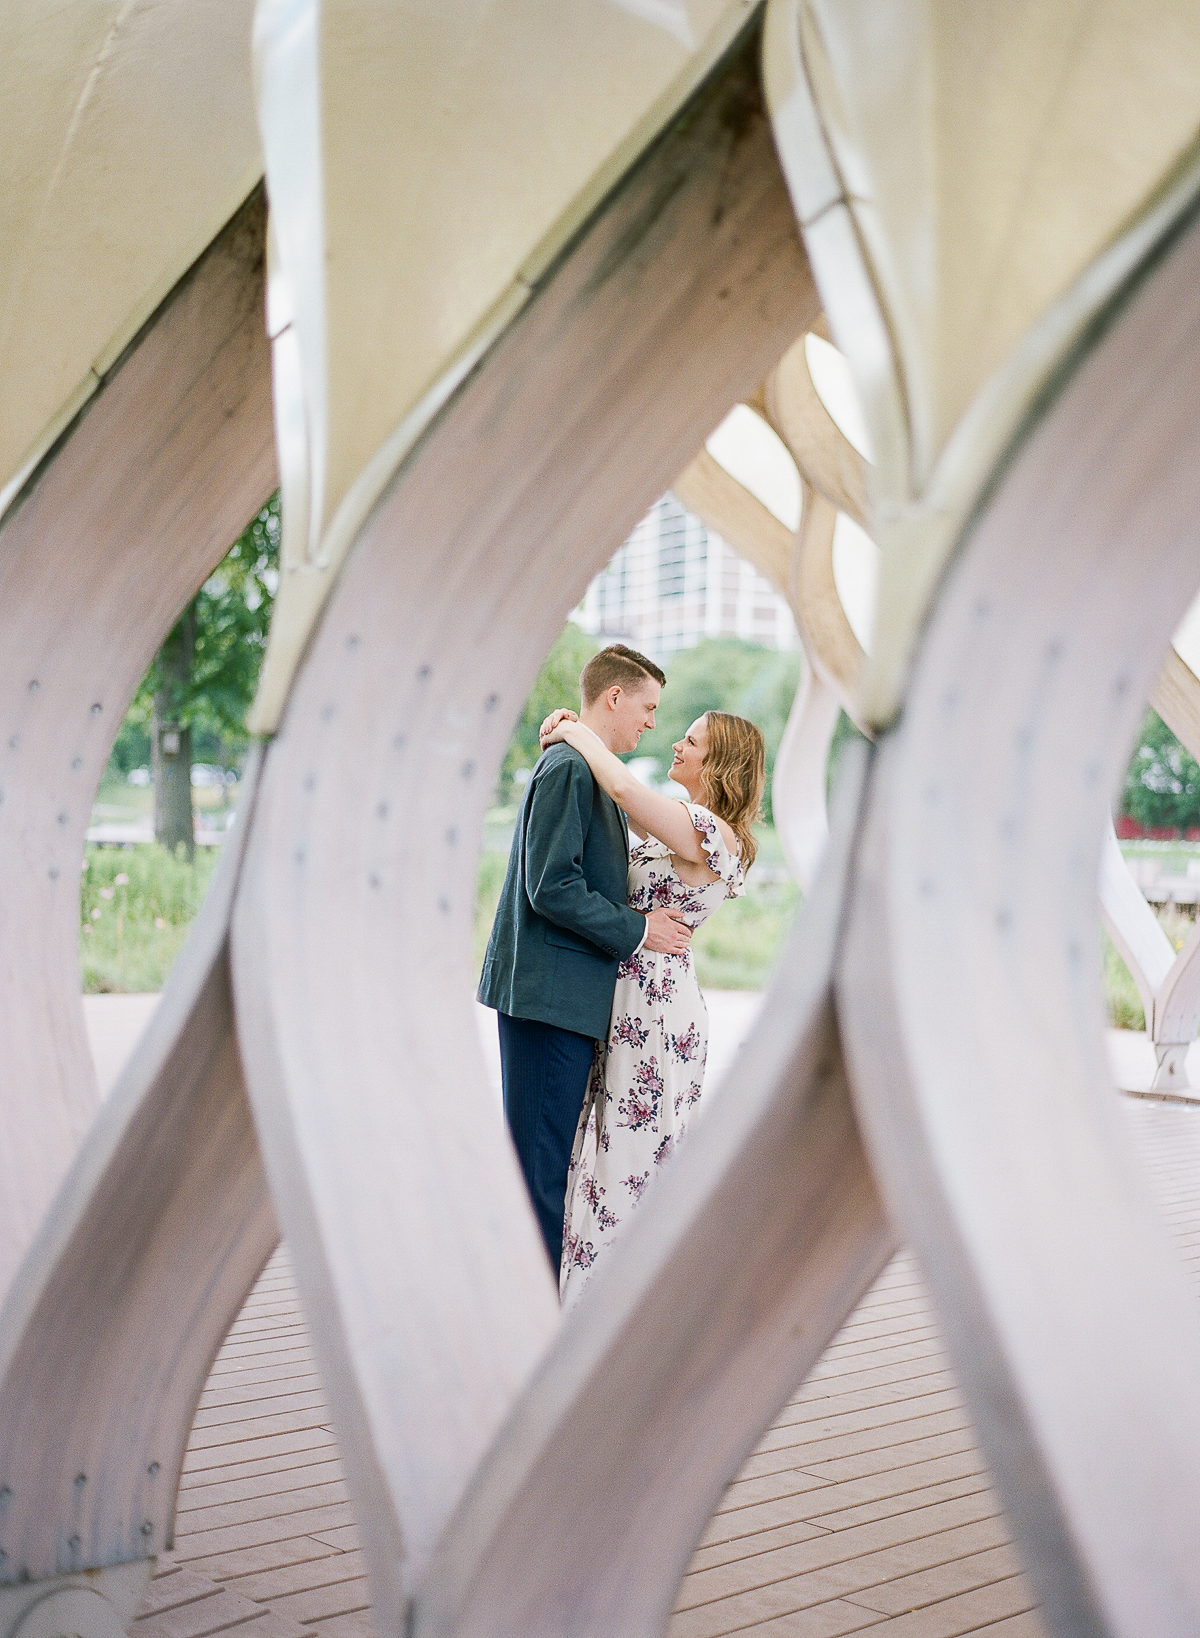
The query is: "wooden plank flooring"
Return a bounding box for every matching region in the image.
[132,1097,1200,1638]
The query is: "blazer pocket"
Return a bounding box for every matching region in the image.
[544,925,599,956]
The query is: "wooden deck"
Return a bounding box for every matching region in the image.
[131,1097,1200,1638]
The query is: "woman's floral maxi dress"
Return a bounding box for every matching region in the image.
[560,803,744,1306]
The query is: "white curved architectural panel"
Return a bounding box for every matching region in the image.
[1099,821,1174,1024]
[781,0,1200,481]
[314,0,750,536]
[0,753,275,1588]
[764,330,870,528]
[840,198,1200,1636]
[0,193,275,1295]
[235,28,820,1621]
[1104,645,1200,1095]
[1171,589,1200,679]
[765,0,1200,725]
[249,0,759,726]
[771,666,842,890]
[0,0,262,507]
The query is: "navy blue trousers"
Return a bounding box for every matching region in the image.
[496,1013,597,1272]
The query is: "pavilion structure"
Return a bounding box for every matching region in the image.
[3,4,1200,1637]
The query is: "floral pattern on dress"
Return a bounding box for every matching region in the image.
[612,1012,649,1050]
[561,803,745,1307]
[668,1021,701,1063]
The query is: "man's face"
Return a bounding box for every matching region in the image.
[609,679,661,754]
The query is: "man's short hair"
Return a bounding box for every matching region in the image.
[580,643,666,707]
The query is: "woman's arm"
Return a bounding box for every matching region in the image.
[542,718,708,862]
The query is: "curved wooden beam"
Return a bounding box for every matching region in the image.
[1100,813,1200,1096]
[0,753,275,1587]
[674,394,869,890]
[1144,647,1200,1077]
[762,331,870,528]
[838,197,1200,1633]
[417,749,893,1637]
[672,434,865,716]
[0,189,275,1298]
[0,188,277,1618]
[1150,642,1200,761]
[1098,819,1172,1024]
[671,447,795,594]
[248,0,769,731]
[228,24,869,1629]
[793,481,864,709]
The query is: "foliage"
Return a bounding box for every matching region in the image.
[498,622,599,803]
[80,844,218,992]
[645,638,774,761]
[498,630,811,822]
[124,495,280,768]
[1120,708,1200,832]
[639,638,803,824]
[690,879,801,990]
[475,849,509,972]
[109,717,152,777]
[1103,933,1145,1031]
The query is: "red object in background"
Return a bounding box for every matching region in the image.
[1115,816,1186,840]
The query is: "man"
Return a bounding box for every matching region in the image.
[479,643,692,1271]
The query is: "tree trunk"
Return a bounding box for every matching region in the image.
[153,604,196,859]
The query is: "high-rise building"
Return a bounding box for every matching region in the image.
[574,493,798,660]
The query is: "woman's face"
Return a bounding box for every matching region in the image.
[669,715,708,790]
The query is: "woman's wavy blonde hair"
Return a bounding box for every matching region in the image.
[698,711,766,871]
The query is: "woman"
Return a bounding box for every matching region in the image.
[538,706,765,1306]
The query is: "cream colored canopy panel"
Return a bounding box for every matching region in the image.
[251,0,757,727]
[794,0,1200,491]
[765,0,1200,724]
[0,0,262,509]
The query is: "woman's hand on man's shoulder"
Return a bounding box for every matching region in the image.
[539,707,578,748]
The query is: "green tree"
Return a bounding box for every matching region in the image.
[127,496,280,855]
[497,629,812,826]
[644,638,768,761]
[1121,708,1200,832]
[640,638,804,822]
[499,622,599,803]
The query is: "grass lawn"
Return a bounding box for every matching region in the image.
[82,817,1191,1029]
[81,844,217,992]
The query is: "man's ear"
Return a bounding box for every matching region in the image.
[605,684,623,712]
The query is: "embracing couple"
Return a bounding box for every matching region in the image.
[479,644,765,1307]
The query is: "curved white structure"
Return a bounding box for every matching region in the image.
[2,4,1200,1637]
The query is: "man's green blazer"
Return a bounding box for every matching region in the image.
[478,742,646,1040]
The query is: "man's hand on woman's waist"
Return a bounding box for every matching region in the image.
[643,907,691,955]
